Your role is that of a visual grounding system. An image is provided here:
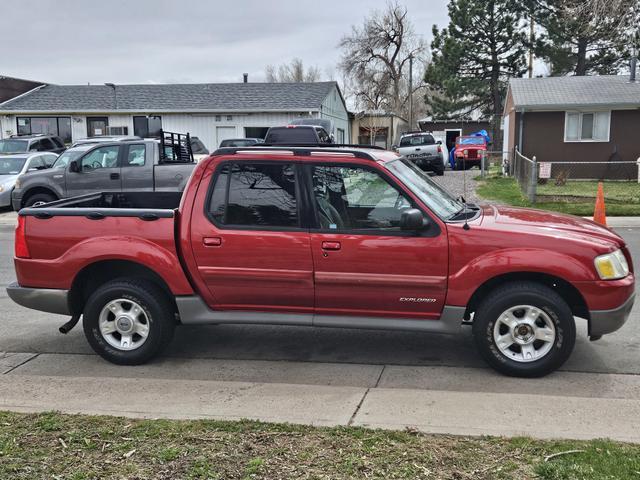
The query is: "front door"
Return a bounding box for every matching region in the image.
[87,116,109,137]
[308,163,448,320]
[66,144,122,197]
[190,160,314,313]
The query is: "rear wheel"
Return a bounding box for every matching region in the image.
[472,282,576,377]
[435,164,445,176]
[24,192,56,208]
[83,279,175,365]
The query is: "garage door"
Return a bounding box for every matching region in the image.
[216,127,236,148]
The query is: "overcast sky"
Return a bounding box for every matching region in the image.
[3,0,449,85]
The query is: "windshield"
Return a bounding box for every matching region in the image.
[52,146,91,169]
[0,140,28,153]
[457,137,485,145]
[399,135,435,147]
[0,156,27,175]
[386,158,462,219]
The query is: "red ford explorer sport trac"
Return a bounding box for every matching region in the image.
[6,144,635,377]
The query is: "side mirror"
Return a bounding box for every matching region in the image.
[400,208,429,231]
[436,140,442,145]
[69,160,79,173]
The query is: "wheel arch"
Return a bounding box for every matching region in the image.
[464,272,590,321]
[68,259,177,316]
[21,186,59,207]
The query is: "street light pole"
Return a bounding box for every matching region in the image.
[408,55,414,129]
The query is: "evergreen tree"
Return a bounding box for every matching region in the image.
[424,0,527,143]
[535,0,631,76]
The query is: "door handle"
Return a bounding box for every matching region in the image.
[203,237,222,247]
[110,173,120,180]
[321,241,341,251]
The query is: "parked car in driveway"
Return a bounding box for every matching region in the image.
[11,132,195,209]
[6,144,635,377]
[0,134,66,154]
[219,138,263,148]
[264,125,332,145]
[0,152,57,208]
[453,136,487,170]
[397,131,445,175]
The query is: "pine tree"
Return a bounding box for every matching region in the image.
[424,0,527,143]
[535,0,631,76]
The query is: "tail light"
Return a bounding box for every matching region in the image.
[437,145,442,153]
[15,215,30,259]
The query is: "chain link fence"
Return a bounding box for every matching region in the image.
[510,150,640,206]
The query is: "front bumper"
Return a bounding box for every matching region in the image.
[11,191,22,211]
[0,189,12,208]
[589,293,635,337]
[6,282,71,315]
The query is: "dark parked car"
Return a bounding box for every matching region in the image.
[264,126,332,145]
[219,138,263,148]
[0,134,66,154]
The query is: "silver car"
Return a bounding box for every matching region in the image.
[0,152,57,208]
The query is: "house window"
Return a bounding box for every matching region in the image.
[133,116,162,138]
[226,115,233,121]
[16,117,72,143]
[564,111,610,142]
[215,115,221,122]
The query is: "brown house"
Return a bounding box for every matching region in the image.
[503,75,640,178]
[0,75,44,104]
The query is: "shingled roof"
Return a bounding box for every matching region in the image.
[0,81,339,112]
[509,75,640,110]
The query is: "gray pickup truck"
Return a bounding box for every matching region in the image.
[12,135,196,209]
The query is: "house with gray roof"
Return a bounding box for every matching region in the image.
[0,80,349,151]
[503,75,640,176]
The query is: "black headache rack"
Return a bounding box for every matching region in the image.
[159,130,194,164]
[213,143,386,161]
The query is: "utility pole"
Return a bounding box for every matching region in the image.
[528,10,534,78]
[408,55,414,129]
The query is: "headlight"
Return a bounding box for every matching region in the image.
[0,185,3,193]
[594,249,629,280]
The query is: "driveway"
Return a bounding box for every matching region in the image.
[431,169,481,203]
[0,210,639,441]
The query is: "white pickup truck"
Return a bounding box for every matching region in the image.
[396,132,446,176]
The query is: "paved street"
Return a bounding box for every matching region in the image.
[0,209,639,441]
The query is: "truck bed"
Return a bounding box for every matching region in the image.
[20,192,182,219]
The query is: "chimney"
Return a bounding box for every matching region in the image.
[243,73,248,83]
[631,45,637,82]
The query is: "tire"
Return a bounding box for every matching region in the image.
[435,165,445,176]
[472,282,576,377]
[24,192,56,208]
[83,279,176,365]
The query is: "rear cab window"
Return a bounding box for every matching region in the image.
[399,135,435,147]
[207,162,299,229]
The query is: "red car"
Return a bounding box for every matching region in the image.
[453,136,487,170]
[7,146,635,377]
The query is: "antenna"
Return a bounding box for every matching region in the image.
[462,155,470,230]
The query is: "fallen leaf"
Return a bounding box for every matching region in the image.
[123,449,136,459]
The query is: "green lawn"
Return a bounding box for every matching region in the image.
[1,411,639,479]
[476,176,640,216]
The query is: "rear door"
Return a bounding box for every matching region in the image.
[66,144,122,197]
[121,143,153,192]
[307,162,448,320]
[190,159,314,313]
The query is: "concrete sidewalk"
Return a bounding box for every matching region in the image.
[2,353,640,443]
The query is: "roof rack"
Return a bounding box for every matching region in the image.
[213,144,385,160]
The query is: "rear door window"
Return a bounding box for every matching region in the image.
[208,162,299,228]
[124,144,146,167]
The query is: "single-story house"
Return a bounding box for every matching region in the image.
[0,75,45,103]
[418,116,493,153]
[350,111,408,149]
[0,81,349,151]
[503,75,640,176]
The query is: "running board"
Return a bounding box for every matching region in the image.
[175,296,464,335]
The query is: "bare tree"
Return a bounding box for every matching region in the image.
[265,58,322,82]
[339,1,427,120]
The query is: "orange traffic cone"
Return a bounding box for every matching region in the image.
[593,182,607,227]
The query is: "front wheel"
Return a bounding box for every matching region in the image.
[83,279,175,365]
[24,192,56,208]
[472,282,576,377]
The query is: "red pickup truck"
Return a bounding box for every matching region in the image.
[7,146,635,377]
